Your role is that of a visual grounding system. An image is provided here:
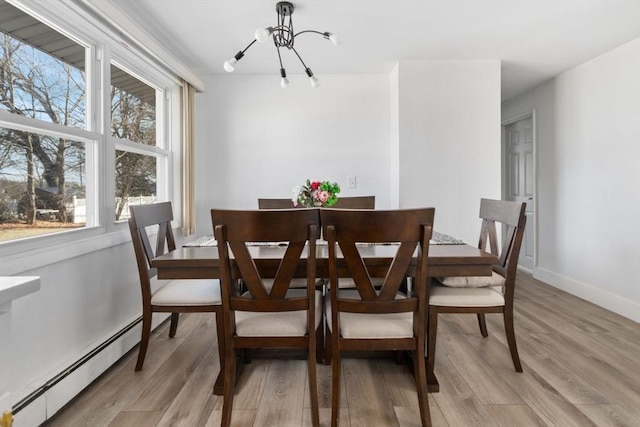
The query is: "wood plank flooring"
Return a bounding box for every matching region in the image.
[43,272,640,426]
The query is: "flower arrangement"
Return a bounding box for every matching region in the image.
[292,179,341,207]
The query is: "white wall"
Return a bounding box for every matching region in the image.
[195,63,502,244]
[194,73,391,235]
[392,61,502,244]
[502,38,640,321]
[4,239,147,425]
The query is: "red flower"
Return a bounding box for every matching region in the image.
[310,181,321,190]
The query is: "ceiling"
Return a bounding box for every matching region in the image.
[109,0,639,101]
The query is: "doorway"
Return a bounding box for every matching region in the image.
[502,111,536,271]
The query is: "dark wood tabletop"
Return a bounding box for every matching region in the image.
[152,243,498,280]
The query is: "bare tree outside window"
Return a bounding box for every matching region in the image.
[110,65,158,221]
[0,30,87,241]
[1,3,164,241]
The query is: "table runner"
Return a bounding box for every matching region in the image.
[184,231,464,247]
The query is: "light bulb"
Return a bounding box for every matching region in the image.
[255,27,273,43]
[223,58,237,72]
[328,33,342,46]
[309,75,320,88]
[280,68,289,88]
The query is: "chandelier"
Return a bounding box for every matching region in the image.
[223,1,342,88]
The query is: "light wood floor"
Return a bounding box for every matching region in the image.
[44,272,640,427]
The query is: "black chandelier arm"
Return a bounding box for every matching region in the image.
[276,44,285,69]
[240,39,257,55]
[290,46,310,70]
[293,30,329,38]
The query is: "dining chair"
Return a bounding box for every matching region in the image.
[128,202,223,371]
[331,195,375,209]
[321,208,435,427]
[257,195,375,209]
[257,197,298,209]
[211,208,322,427]
[428,198,526,372]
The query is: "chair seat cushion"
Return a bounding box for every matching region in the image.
[436,271,505,288]
[151,279,221,306]
[328,277,385,289]
[262,278,324,289]
[429,281,505,307]
[235,289,322,337]
[325,290,413,339]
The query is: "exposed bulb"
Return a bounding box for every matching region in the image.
[255,27,273,43]
[279,68,289,88]
[223,58,237,72]
[328,33,342,46]
[309,75,320,88]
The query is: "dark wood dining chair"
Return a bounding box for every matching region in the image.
[331,195,375,209]
[211,208,322,427]
[321,208,434,427]
[257,197,298,209]
[258,195,375,209]
[428,198,527,372]
[128,202,223,371]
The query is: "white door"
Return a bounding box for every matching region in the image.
[504,115,534,270]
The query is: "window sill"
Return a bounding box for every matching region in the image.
[0,226,131,276]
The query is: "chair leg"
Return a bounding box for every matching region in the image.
[395,350,404,365]
[413,342,432,427]
[503,309,523,372]
[215,308,225,375]
[331,337,341,427]
[221,347,237,427]
[427,307,438,371]
[169,312,180,337]
[477,313,488,337]
[135,313,152,371]
[316,324,324,364]
[324,327,333,365]
[308,327,320,427]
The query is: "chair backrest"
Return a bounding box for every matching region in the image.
[332,196,375,209]
[321,208,434,316]
[212,208,320,314]
[257,198,297,209]
[128,202,176,301]
[258,196,375,210]
[478,198,526,295]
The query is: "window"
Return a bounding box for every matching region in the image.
[0,4,91,242]
[110,64,165,221]
[0,0,179,254]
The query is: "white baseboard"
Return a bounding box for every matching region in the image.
[533,266,640,323]
[12,313,168,426]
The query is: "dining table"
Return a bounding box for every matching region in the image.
[151,235,498,395]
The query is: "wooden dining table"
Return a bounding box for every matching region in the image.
[151,240,498,394]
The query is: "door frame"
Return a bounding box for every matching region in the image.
[501,110,537,272]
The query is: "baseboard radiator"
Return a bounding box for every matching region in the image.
[13,316,143,417]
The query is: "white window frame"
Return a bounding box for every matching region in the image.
[0,0,183,275]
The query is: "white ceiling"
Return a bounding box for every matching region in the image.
[110,0,640,101]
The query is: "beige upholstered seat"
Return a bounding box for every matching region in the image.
[428,198,526,373]
[212,208,321,427]
[150,279,221,306]
[128,202,223,372]
[321,208,434,427]
[235,289,322,337]
[429,284,504,307]
[325,290,413,338]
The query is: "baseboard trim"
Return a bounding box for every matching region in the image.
[533,266,640,323]
[13,316,142,415]
[12,313,169,426]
